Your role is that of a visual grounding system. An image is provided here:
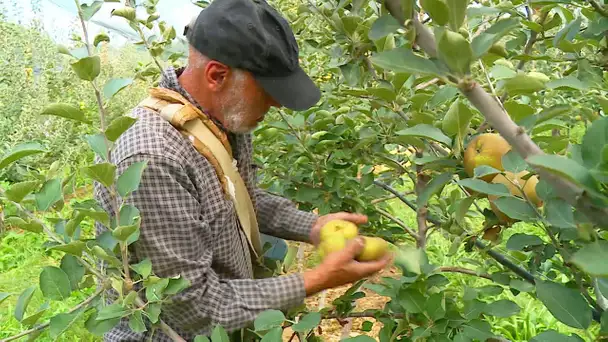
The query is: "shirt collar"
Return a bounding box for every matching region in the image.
[158,66,229,133]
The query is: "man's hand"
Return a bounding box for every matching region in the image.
[309,212,368,246]
[302,237,392,296]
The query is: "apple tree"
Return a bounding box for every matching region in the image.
[1,0,608,341]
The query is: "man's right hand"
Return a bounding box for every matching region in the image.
[302,237,392,296]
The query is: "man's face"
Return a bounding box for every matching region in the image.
[218,70,280,133]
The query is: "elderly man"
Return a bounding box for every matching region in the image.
[94,0,391,340]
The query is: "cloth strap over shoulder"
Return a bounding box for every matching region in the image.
[137,87,263,259]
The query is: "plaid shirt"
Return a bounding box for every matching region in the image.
[94,67,318,341]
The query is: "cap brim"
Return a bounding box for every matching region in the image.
[254,66,321,111]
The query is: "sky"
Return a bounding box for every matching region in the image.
[2,0,203,46]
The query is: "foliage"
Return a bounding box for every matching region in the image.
[1,0,608,341]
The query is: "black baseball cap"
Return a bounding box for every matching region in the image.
[184,0,321,111]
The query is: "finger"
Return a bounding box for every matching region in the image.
[337,237,365,260]
[352,254,393,276]
[330,212,368,224]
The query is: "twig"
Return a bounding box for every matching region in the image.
[588,0,608,17]
[438,266,492,280]
[73,0,128,284]
[371,181,538,284]
[374,208,419,240]
[415,150,429,249]
[0,286,106,342]
[364,56,378,80]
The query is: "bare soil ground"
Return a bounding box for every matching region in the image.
[281,242,400,341]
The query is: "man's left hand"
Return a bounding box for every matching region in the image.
[309,212,368,246]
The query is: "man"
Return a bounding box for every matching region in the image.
[94,0,391,340]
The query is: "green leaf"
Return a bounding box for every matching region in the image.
[85,134,110,161]
[502,150,527,173]
[14,286,36,321]
[131,258,152,278]
[369,14,401,40]
[417,172,452,207]
[83,163,116,188]
[490,64,516,80]
[0,142,45,170]
[4,217,43,233]
[50,311,84,338]
[396,124,452,146]
[436,27,473,75]
[506,233,543,251]
[547,76,587,91]
[210,324,230,342]
[49,241,86,257]
[510,279,535,292]
[484,299,520,317]
[39,266,72,300]
[85,310,121,336]
[553,17,582,47]
[35,178,63,211]
[493,197,538,221]
[71,56,101,81]
[535,279,592,329]
[117,161,148,198]
[113,218,141,242]
[602,311,608,334]
[103,78,134,100]
[471,18,520,58]
[194,336,211,342]
[21,302,50,327]
[442,98,474,137]
[370,47,443,76]
[254,309,286,331]
[81,1,103,20]
[571,241,608,276]
[97,303,131,321]
[503,74,546,94]
[93,33,110,47]
[531,330,585,342]
[128,311,147,333]
[462,319,495,341]
[545,198,575,228]
[60,255,85,290]
[259,327,282,342]
[456,179,510,196]
[6,181,39,203]
[420,0,449,26]
[426,292,446,321]
[447,0,468,31]
[581,116,608,169]
[0,293,10,305]
[41,103,89,124]
[399,288,425,313]
[526,154,601,196]
[164,276,190,295]
[473,165,501,179]
[292,312,321,332]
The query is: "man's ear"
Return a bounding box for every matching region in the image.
[205,61,230,92]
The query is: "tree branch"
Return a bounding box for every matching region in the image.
[0,286,106,342]
[382,1,608,226]
[415,151,429,249]
[375,207,419,240]
[372,181,538,284]
[439,266,492,280]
